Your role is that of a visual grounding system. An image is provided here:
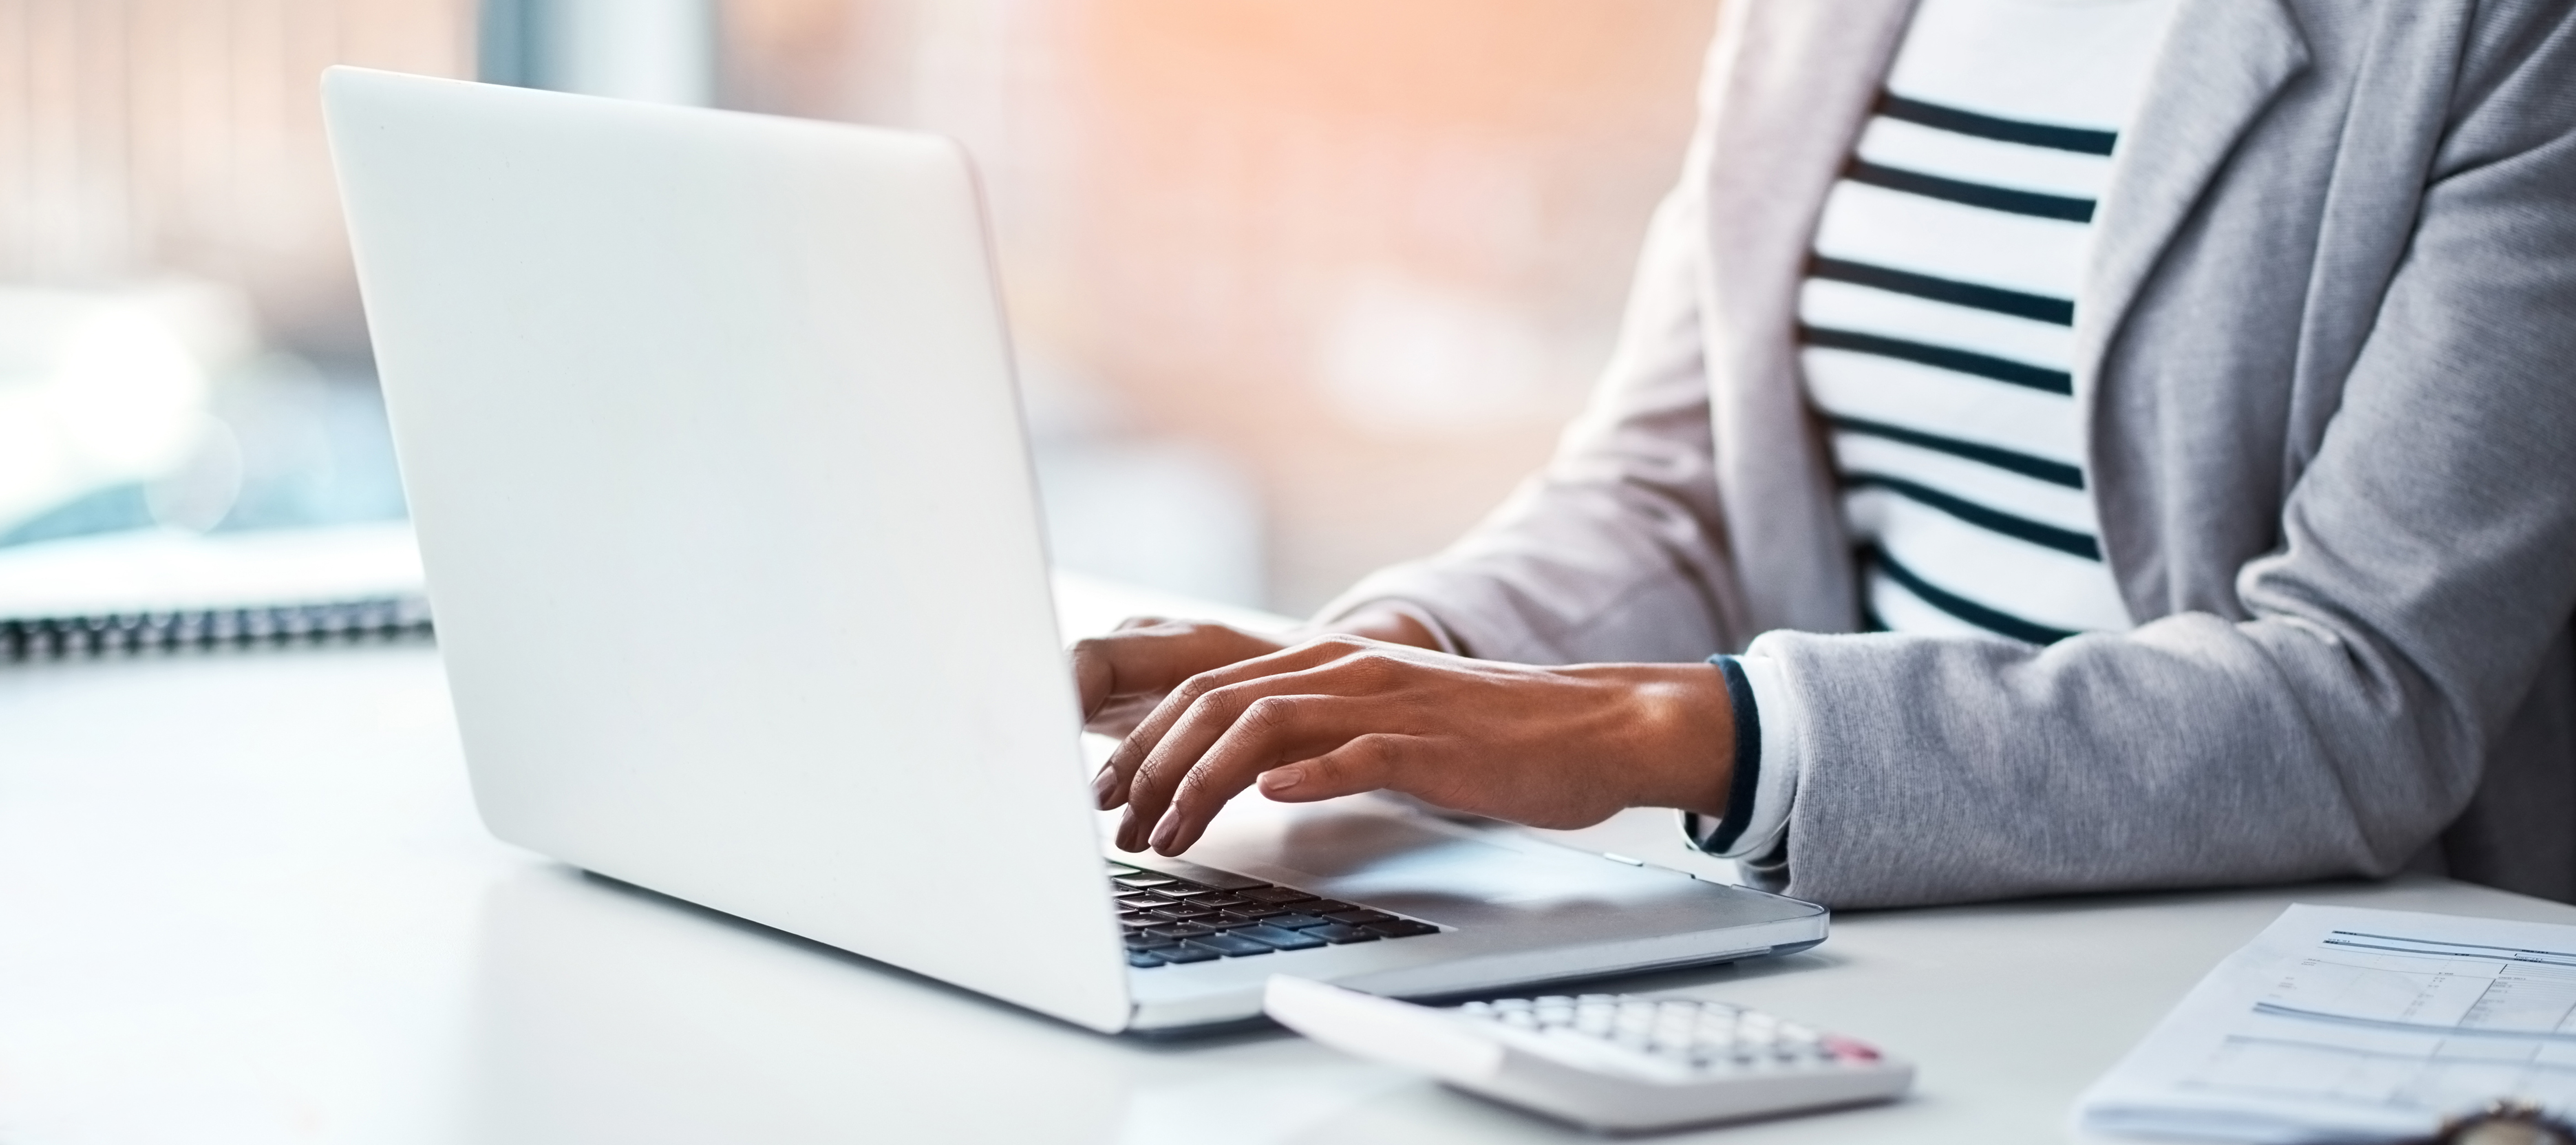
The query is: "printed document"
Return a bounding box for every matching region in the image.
[2078,904,2576,1143]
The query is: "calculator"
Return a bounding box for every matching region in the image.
[1263,976,1912,1132]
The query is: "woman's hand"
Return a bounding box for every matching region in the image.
[1070,609,1443,739]
[1071,617,1292,740]
[1071,620,1736,856]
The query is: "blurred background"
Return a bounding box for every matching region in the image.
[0,0,1716,615]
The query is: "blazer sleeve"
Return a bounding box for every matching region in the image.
[1744,28,2576,908]
[1311,142,1753,666]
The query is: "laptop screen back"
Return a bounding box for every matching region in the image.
[324,67,1131,1031]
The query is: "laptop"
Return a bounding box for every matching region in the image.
[321,66,1827,1035]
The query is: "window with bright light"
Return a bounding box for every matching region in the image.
[0,0,1715,614]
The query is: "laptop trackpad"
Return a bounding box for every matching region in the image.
[1186,801,1684,923]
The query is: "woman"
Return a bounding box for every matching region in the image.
[1073,0,2576,909]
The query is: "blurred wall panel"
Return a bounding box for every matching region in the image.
[0,0,473,355]
[724,0,1719,614]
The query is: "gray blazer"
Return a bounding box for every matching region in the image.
[1319,0,2576,909]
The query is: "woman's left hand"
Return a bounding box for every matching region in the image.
[1084,627,1737,856]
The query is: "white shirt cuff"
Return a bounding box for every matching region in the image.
[1705,653,1799,859]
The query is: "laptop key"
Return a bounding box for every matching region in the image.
[1306,924,1381,945]
[1150,885,1217,899]
[1266,913,1332,930]
[1151,905,1220,921]
[1112,873,1177,889]
[1368,920,1440,938]
[1195,894,1254,910]
[1158,943,1221,964]
[1230,924,1326,951]
[1238,886,1318,905]
[1186,933,1274,958]
[1146,924,1217,940]
[1128,950,1166,968]
[1300,899,1356,914]
[1217,906,1285,923]
[1126,932,1178,950]
[1325,909,1394,926]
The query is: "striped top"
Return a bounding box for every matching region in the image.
[1799,0,2178,643]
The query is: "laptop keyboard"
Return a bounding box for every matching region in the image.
[1109,860,1440,968]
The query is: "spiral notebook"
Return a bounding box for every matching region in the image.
[0,523,431,660]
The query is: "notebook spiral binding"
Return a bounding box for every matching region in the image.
[1,595,434,661]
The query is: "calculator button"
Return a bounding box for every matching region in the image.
[1823,1035,1881,1062]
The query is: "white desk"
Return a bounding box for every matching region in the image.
[7,579,2573,1144]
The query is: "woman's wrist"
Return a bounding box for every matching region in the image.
[1567,663,1736,819]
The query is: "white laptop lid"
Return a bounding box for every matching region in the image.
[323,67,1131,1032]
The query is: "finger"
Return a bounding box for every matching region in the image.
[1146,693,1399,854]
[1109,636,1357,775]
[1257,732,1411,804]
[1070,626,1183,722]
[1108,639,1391,846]
[1072,621,1284,809]
[1104,636,1368,830]
[1081,692,1161,741]
[1071,620,1268,720]
[1135,653,1420,853]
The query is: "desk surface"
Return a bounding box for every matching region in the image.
[7,579,2573,1144]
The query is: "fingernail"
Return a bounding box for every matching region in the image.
[1261,767,1301,795]
[1091,766,1119,806]
[1149,815,1177,852]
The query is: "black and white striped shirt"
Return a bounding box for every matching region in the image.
[1802,0,2177,643]
[1708,0,2179,860]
